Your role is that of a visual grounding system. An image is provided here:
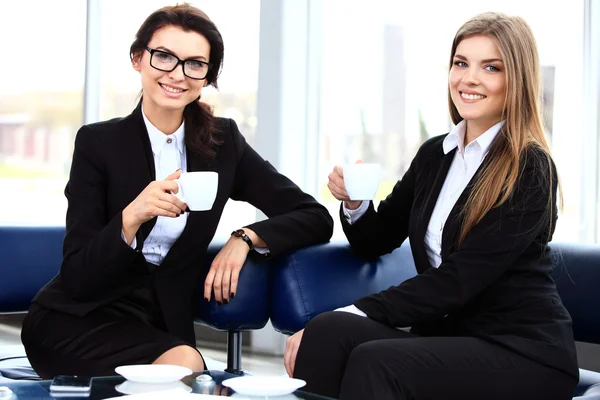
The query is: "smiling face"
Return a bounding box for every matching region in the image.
[449,34,507,134]
[132,25,211,119]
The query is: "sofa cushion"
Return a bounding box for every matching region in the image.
[0,225,269,332]
[0,226,64,313]
[270,240,416,335]
[270,240,600,343]
[269,240,600,399]
[550,243,600,345]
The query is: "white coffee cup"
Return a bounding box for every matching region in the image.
[174,171,218,211]
[343,163,382,201]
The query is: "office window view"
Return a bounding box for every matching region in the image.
[0,0,596,246]
[316,0,586,242]
[0,0,260,235]
[0,0,86,225]
[99,0,261,236]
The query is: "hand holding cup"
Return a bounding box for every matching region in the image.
[121,169,187,243]
[328,160,382,210]
[172,171,218,211]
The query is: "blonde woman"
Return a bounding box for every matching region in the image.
[284,12,578,399]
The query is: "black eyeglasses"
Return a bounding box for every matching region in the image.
[145,46,212,80]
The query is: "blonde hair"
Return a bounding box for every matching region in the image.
[447,12,560,245]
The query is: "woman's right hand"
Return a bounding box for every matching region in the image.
[327,163,363,210]
[122,170,187,239]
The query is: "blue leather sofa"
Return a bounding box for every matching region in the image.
[0,225,267,380]
[2,226,600,399]
[270,240,600,399]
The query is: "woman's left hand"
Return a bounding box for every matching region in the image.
[204,229,259,304]
[284,328,304,377]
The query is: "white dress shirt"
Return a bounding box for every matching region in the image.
[123,107,270,263]
[424,119,503,268]
[123,106,188,266]
[336,120,504,317]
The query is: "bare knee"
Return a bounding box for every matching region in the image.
[153,345,205,371]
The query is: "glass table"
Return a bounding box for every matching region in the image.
[1,370,335,399]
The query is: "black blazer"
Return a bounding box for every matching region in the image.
[33,103,333,345]
[344,135,578,378]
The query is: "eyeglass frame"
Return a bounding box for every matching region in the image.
[144,46,212,80]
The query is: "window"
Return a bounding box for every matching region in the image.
[0,1,260,232]
[0,1,86,225]
[316,0,585,242]
[100,1,261,237]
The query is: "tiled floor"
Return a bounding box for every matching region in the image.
[0,317,286,377]
[0,322,21,346]
[201,347,286,376]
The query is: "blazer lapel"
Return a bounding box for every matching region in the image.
[136,104,156,181]
[413,146,456,270]
[160,140,217,268]
[128,102,158,240]
[440,155,492,258]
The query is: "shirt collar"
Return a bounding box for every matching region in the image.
[442,119,504,156]
[141,104,185,156]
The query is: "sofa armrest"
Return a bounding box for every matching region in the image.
[551,243,600,345]
[270,240,416,335]
[194,242,270,332]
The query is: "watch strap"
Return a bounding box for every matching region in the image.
[231,229,253,250]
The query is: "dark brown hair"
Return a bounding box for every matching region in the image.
[130,3,224,159]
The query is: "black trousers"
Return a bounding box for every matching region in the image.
[294,312,577,400]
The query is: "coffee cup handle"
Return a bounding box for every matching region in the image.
[173,179,185,202]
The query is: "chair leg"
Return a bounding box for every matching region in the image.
[225,331,244,375]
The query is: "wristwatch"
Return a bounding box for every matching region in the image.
[231,229,253,250]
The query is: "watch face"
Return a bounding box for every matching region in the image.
[232,229,244,237]
[231,229,253,249]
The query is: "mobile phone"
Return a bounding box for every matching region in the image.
[49,375,92,393]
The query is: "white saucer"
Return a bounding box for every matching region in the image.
[230,393,299,400]
[116,380,193,395]
[222,376,306,397]
[115,364,193,384]
[105,391,222,399]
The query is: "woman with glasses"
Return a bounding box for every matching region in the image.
[21,3,333,379]
[284,12,578,400]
